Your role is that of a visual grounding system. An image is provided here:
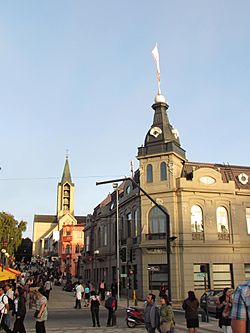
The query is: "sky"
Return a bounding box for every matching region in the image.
[0,1,249,239]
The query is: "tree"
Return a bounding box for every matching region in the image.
[0,212,27,255]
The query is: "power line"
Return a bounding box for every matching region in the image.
[0,174,125,182]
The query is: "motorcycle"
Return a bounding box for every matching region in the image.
[126,306,144,328]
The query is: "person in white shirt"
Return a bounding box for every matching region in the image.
[0,285,12,333]
[4,284,14,328]
[44,280,52,300]
[74,282,84,309]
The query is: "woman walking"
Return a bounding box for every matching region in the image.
[159,294,175,333]
[90,291,101,327]
[216,288,233,333]
[12,287,26,333]
[35,287,48,333]
[182,291,199,333]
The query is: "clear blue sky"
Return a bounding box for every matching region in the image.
[0,1,249,239]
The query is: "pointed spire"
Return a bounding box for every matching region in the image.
[61,155,72,184]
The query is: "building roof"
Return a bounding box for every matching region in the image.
[182,161,250,190]
[60,157,73,184]
[33,215,57,223]
[75,216,87,225]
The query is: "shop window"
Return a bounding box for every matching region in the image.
[212,264,233,289]
[148,264,168,291]
[193,263,210,290]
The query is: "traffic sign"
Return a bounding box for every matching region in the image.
[197,272,206,278]
[120,273,127,277]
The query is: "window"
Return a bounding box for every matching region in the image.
[160,162,167,181]
[65,244,71,254]
[191,205,203,232]
[134,209,139,237]
[148,264,168,290]
[147,164,153,183]
[244,264,250,279]
[77,231,82,239]
[246,208,250,234]
[216,207,229,233]
[75,244,80,253]
[97,227,101,247]
[127,212,132,238]
[103,225,108,246]
[149,207,167,234]
[193,264,210,290]
[86,235,90,252]
[212,264,233,289]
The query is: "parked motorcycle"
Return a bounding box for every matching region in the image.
[126,306,144,328]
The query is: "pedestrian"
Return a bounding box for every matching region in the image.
[110,280,117,297]
[74,282,84,309]
[231,280,250,333]
[159,294,175,333]
[90,291,101,327]
[144,293,160,333]
[34,287,48,333]
[84,283,90,307]
[159,282,167,298]
[4,283,14,328]
[99,280,106,301]
[0,285,12,333]
[105,291,117,327]
[182,291,199,333]
[216,288,233,333]
[12,286,26,333]
[44,279,52,300]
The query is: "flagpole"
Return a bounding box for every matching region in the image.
[152,43,162,96]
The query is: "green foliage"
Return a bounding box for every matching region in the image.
[0,212,27,255]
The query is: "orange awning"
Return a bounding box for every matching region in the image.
[0,269,16,281]
[6,267,21,276]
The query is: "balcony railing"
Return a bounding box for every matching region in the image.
[145,233,166,240]
[192,232,204,240]
[218,232,230,240]
[62,236,72,242]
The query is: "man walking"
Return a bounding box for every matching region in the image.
[144,293,160,333]
[74,282,84,309]
[231,280,250,332]
[0,285,12,333]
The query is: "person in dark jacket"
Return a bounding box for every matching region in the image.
[216,288,233,332]
[182,291,199,333]
[90,291,100,327]
[105,291,117,327]
[12,286,26,333]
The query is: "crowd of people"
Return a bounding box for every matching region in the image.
[1,261,250,333]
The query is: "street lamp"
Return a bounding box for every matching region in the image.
[94,250,100,285]
[113,183,120,304]
[1,249,6,271]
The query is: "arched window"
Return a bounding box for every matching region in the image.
[147,164,153,183]
[149,207,167,234]
[216,206,229,233]
[160,162,167,181]
[191,205,203,232]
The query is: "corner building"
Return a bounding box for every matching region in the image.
[137,93,250,302]
[81,92,250,302]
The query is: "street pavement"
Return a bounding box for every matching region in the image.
[22,285,222,332]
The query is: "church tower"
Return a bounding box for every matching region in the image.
[57,156,75,219]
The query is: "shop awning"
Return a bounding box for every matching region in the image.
[5,267,21,276]
[0,269,16,281]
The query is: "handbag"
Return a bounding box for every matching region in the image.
[34,310,39,318]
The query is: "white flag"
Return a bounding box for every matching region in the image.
[152,44,160,81]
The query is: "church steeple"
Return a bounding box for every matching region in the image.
[61,155,72,184]
[57,156,75,218]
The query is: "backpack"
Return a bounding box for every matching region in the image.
[105,297,115,309]
[7,296,14,311]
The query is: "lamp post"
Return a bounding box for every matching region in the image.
[97,176,175,301]
[113,183,120,304]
